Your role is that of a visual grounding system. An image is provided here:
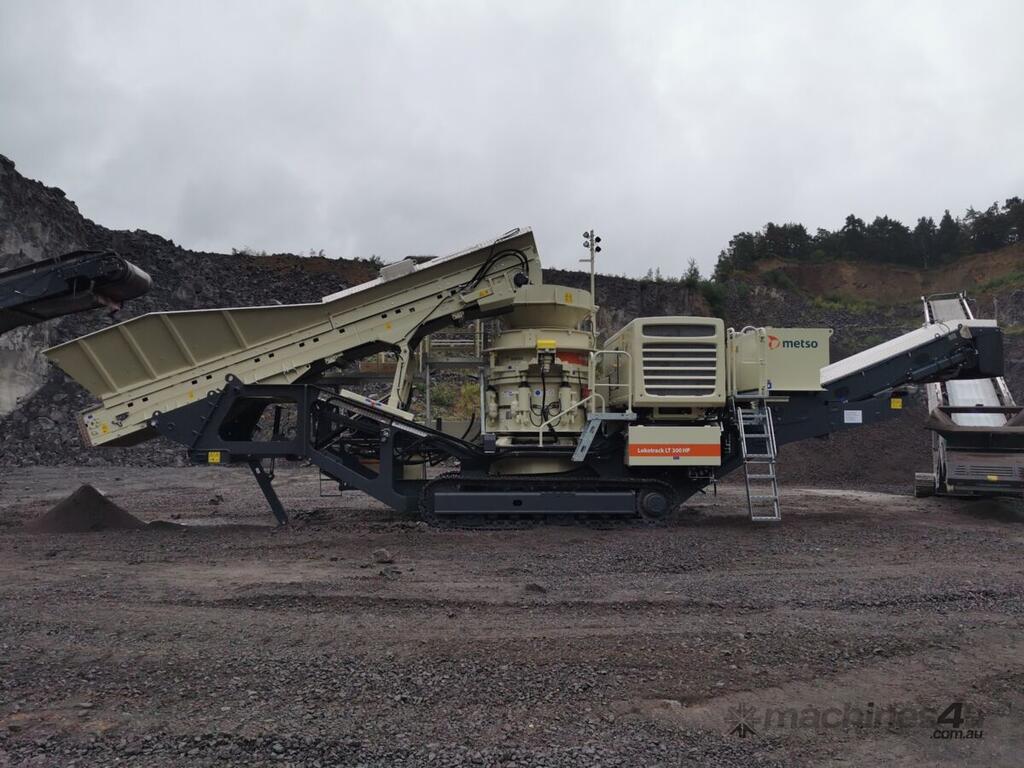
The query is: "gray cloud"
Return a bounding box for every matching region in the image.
[1,0,1022,278]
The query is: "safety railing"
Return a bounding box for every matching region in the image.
[534,349,633,445]
[588,349,633,414]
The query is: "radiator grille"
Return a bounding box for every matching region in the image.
[642,341,718,397]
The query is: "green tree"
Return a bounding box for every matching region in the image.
[935,210,961,262]
[964,202,1010,253]
[683,257,701,288]
[1003,197,1024,244]
[839,214,867,259]
[913,216,936,268]
[865,216,913,264]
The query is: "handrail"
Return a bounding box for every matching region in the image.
[588,349,633,415]
[727,328,736,397]
[534,348,631,446]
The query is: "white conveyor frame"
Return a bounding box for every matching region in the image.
[820,319,996,387]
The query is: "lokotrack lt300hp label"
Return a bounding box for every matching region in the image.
[626,425,723,466]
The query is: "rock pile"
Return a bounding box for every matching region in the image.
[26,484,146,533]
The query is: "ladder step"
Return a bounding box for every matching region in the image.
[737,401,781,521]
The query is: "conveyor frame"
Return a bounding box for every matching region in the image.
[0,250,151,335]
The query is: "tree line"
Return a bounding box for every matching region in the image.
[712,197,1024,280]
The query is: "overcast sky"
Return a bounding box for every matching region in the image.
[1,1,1022,277]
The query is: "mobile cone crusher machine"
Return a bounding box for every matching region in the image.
[44,229,1006,525]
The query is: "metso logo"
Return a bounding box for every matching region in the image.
[768,335,819,350]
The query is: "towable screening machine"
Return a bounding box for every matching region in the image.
[45,229,1006,525]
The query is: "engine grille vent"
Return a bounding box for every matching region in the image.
[641,342,718,397]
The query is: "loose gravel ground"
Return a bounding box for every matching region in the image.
[1,467,1023,767]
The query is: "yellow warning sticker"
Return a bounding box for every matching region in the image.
[987,474,999,482]
[100,423,109,434]
[208,451,222,465]
[890,397,903,409]
[564,292,573,304]
[537,339,557,350]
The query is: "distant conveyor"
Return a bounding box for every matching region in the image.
[915,293,1024,497]
[0,250,151,335]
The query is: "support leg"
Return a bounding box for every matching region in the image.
[387,343,413,410]
[249,460,289,526]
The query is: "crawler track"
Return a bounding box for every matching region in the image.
[418,471,679,529]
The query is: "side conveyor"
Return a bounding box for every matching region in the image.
[769,317,1005,449]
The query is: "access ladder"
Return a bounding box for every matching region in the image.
[735,401,781,521]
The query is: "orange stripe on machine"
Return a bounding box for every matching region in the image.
[628,443,722,458]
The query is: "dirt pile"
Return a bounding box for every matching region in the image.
[26,484,146,533]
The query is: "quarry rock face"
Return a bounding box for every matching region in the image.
[0,156,90,418]
[0,323,51,415]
